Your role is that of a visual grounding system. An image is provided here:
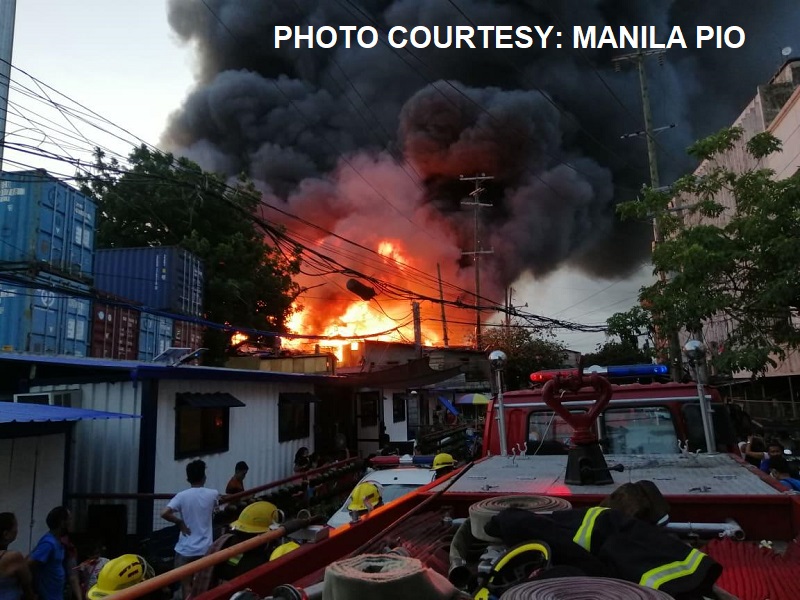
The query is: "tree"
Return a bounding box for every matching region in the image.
[483,324,568,389]
[618,127,800,376]
[80,146,301,364]
[583,306,655,366]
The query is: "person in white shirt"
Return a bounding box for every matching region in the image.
[161,460,219,599]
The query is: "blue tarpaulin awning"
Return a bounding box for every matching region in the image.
[437,396,459,416]
[0,403,140,424]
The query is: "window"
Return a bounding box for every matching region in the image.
[604,407,678,455]
[359,391,379,427]
[175,407,230,459]
[392,393,406,423]
[174,393,244,459]
[527,410,585,454]
[278,394,310,442]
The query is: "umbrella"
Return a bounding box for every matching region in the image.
[456,393,490,405]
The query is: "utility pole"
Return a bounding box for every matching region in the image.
[460,174,494,351]
[0,0,17,171]
[436,263,449,348]
[412,301,422,357]
[613,49,683,382]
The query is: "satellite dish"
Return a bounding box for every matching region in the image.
[782,47,792,57]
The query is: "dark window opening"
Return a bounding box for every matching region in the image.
[393,393,406,423]
[279,394,310,442]
[359,391,379,427]
[175,406,230,459]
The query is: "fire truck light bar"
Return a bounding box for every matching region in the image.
[529,364,668,383]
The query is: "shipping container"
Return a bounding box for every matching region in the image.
[0,273,91,356]
[94,247,204,317]
[90,301,141,360]
[138,313,174,361]
[172,319,204,351]
[0,170,96,278]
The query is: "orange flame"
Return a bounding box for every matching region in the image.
[282,237,470,363]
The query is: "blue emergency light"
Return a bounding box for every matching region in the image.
[369,455,436,467]
[530,364,668,383]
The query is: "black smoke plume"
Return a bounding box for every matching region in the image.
[163,0,800,307]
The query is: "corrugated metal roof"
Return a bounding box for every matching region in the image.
[0,352,343,384]
[0,403,140,423]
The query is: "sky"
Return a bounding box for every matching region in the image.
[5,0,740,354]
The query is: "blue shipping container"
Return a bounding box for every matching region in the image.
[138,312,175,361]
[0,273,91,356]
[94,247,204,317]
[0,170,96,278]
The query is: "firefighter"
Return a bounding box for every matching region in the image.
[484,506,722,599]
[86,554,155,599]
[431,453,457,478]
[347,482,383,523]
[190,501,280,596]
[269,541,300,561]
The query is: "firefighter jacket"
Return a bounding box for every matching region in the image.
[484,507,722,600]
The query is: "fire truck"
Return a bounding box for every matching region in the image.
[483,363,738,459]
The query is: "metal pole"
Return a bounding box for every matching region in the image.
[616,50,683,382]
[473,199,481,349]
[496,368,508,457]
[0,0,17,171]
[695,377,716,454]
[436,263,449,348]
[412,301,422,357]
[636,55,683,383]
[460,175,493,351]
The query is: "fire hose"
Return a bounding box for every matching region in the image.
[469,496,573,543]
[497,577,674,599]
[107,515,324,600]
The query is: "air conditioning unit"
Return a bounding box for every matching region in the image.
[13,390,81,407]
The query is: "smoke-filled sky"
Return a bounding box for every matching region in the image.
[157,0,800,345]
[10,0,800,349]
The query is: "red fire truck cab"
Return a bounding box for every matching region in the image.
[483,364,737,457]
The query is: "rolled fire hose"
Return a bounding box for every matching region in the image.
[449,518,481,587]
[322,554,461,600]
[498,577,674,599]
[469,496,573,543]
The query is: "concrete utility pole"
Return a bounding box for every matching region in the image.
[0,0,17,171]
[436,263,449,348]
[460,174,494,351]
[613,49,683,382]
[412,301,422,357]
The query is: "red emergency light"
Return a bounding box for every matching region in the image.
[530,364,669,383]
[369,455,436,467]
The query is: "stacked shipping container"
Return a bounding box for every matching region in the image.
[0,170,96,279]
[90,301,141,361]
[0,274,91,356]
[0,170,208,360]
[93,246,205,361]
[137,313,175,361]
[93,247,204,317]
[0,170,96,356]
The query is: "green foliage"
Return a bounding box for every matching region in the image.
[483,324,568,389]
[618,127,800,376]
[582,306,654,367]
[79,146,301,364]
[583,341,651,367]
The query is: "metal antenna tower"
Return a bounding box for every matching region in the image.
[460,174,494,350]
